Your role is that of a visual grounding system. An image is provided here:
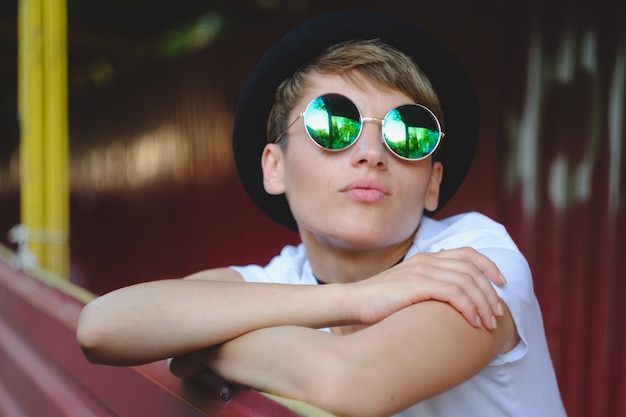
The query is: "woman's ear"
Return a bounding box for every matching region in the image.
[261,143,286,195]
[424,161,443,212]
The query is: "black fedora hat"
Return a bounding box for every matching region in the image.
[232,9,479,231]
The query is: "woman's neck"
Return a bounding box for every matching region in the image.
[302,231,415,284]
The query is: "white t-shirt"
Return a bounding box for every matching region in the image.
[231,212,567,417]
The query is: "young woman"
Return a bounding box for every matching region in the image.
[77,10,566,417]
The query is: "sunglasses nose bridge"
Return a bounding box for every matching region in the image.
[353,117,389,163]
[361,116,385,125]
[360,117,385,142]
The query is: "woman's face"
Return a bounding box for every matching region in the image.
[262,71,442,251]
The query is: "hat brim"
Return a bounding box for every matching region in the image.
[232,9,479,231]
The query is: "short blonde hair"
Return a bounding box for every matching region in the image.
[267,39,444,146]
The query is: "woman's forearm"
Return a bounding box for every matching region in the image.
[201,326,337,402]
[77,273,350,366]
[199,300,514,417]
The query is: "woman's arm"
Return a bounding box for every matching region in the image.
[77,268,351,365]
[77,248,505,367]
[191,301,518,417]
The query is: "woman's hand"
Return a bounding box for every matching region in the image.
[349,247,506,330]
[169,349,213,379]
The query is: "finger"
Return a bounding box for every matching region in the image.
[434,247,507,286]
[450,257,503,322]
[419,259,501,329]
[421,277,486,329]
[170,354,204,378]
[430,248,506,321]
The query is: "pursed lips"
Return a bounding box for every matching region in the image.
[340,179,390,203]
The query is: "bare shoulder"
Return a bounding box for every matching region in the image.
[184,267,245,282]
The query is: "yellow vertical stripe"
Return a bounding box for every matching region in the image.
[43,0,69,278]
[18,0,69,278]
[18,0,45,263]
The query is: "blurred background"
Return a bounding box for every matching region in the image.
[0,0,623,416]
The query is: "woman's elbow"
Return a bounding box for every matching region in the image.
[76,300,112,364]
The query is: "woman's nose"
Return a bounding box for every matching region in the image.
[350,119,388,168]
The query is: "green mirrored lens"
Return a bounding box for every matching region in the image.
[304,94,361,150]
[383,106,441,159]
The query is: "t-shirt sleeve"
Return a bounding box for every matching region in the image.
[479,246,535,365]
[229,243,315,285]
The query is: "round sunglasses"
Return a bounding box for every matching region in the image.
[273,93,444,161]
